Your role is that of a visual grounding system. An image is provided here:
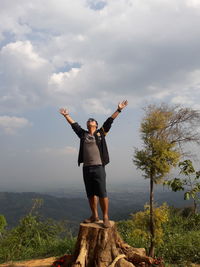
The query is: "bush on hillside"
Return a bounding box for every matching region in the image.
[0,215,7,236]
[117,206,200,265]
[0,213,76,263]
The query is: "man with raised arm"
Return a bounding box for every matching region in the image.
[59,100,128,228]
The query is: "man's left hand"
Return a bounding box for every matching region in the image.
[118,100,128,111]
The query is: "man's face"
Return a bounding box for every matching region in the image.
[87,118,98,129]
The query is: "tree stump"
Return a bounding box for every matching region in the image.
[60,221,154,267]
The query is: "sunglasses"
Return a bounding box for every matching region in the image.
[87,118,98,126]
[87,118,96,122]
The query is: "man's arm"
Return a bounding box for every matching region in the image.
[59,108,75,124]
[59,108,85,138]
[100,100,128,135]
[110,100,128,120]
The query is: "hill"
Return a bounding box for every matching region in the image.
[0,189,192,233]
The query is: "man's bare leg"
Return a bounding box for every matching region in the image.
[88,195,99,219]
[99,197,111,227]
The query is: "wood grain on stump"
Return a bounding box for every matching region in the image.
[62,220,153,267]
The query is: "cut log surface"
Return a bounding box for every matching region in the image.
[65,220,153,267]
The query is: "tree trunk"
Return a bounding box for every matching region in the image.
[194,199,197,214]
[56,221,154,267]
[149,176,155,258]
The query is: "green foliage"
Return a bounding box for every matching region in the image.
[0,199,76,263]
[158,210,200,264]
[134,105,182,181]
[164,178,185,192]
[134,103,200,182]
[117,203,169,250]
[164,160,200,213]
[0,215,7,234]
[134,104,200,256]
[116,220,138,247]
[117,207,200,264]
[179,160,195,175]
[133,104,188,256]
[29,198,44,214]
[131,203,169,246]
[0,213,76,263]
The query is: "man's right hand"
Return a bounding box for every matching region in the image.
[59,108,69,117]
[59,108,75,124]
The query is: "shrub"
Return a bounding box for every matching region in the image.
[0,214,76,263]
[117,206,200,264]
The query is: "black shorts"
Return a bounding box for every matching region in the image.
[83,165,107,198]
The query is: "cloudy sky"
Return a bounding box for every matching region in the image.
[1,0,200,192]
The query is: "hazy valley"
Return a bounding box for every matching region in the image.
[0,183,192,234]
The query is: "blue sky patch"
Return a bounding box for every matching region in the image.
[55,62,82,73]
[87,0,107,10]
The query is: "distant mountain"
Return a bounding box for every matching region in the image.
[0,190,193,234]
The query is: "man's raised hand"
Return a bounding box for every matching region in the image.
[110,100,128,119]
[59,108,75,124]
[59,108,69,117]
[118,100,128,111]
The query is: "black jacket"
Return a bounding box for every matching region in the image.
[71,117,114,166]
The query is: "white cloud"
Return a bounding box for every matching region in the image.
[48,68,81,93]
[0,40,52,113]
[0,0,200,114]
[0,0,31,42]
[2,0,200,191]
[82,98,111,114]
[170,69,200,109]
[0,116,32,135]
[171,95,193,105]
[186,0,200,8]
[1,41,47,68]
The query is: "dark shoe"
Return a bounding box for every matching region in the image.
[103,218,111,228]
[83,216,100,223]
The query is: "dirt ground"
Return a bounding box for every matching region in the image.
[0,257,56,267]
[0,258,200,267]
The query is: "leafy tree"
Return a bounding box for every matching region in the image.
[164,160,200,214]
[134,104,200,257]
[131,203,169,247]
[0,215,7,237]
